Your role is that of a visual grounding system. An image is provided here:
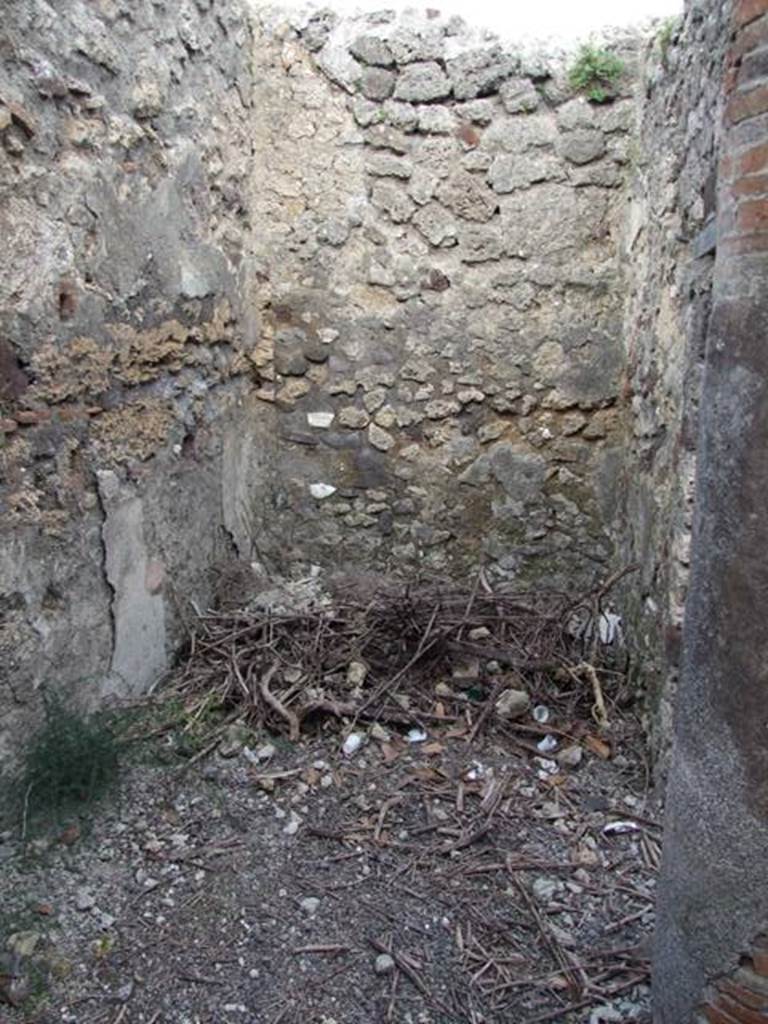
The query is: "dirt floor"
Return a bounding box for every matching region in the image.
[0,695,659,1024]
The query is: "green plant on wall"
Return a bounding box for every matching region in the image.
[568,45,625,103]
[657,16,681,68]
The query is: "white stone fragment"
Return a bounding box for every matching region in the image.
[602,820,641,837]
[307,411,335,428]
[310,482,337,500]
[283,811,302,836]
[375,953,396,975]
[407,727,427,744]
[347,661,368,686]
[536,735,558,754]
[342,732,364,757]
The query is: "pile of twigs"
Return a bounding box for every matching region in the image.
[173,568,632,741]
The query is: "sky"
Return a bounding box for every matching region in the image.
[327,0,684,42]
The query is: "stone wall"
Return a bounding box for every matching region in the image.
[244,8,641,584]
[654,0,768,1017]
[613,0,729,757]
[0,0,736,775]
[0,0,269,761]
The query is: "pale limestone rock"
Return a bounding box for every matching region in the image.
[495,688,531,719]
[338,406,370,429]
[368,423,395,451]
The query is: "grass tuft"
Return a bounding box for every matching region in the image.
[14,694,121,832]
[568,45,625,104]
[657,16,681,68]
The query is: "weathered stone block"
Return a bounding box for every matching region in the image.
[417,105,456,134]
[368,422,395,450]
[462,149,493,172]
[488,152,565,193]
[317,42,362,93]
[499,183,609,260]
[366,152,412,178]
[338,406,370,429]
[435,170,497,221]
[458,223,505,262]
[556,98,596,131]
[413,202,458,246]
[371,181,415,222]
[351,96,381,126]
[130,75,166,119]
[275,329,310,376]
[412,135,459,178]
[388,27,444,64]
[408,166,439,204]
[363,124,409,153]
[593,99,635,133]
[317,217,351,246]
[349,35,394,67]
[459,442,548,502]
[570,161,624,188]
[484,112,559,151]
[499,77,540,113]
[382,99,419,131]
[558,129,607,165]
[447,47,518,100]
[394,62,452,102]
[457,98,496,125]
[360,67,396,101]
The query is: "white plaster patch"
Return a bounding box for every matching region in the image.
[97,471,167,697]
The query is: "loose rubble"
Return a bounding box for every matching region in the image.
[0,570,656,1023]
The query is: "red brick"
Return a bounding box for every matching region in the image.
[753,949,768,976]
[740,142,768,175]
[715,993,768,1023]
[727,84,768,124]
[732,15,768,60]
[735,0,768,29]
[721,231,768,253]
[739,47,768,86]
[702,1002,745,1024]
[719,976,768,1011]
[736,197,768,232]
[733,174,768,197]
[726,65,741,96]
[736,966,768,997]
